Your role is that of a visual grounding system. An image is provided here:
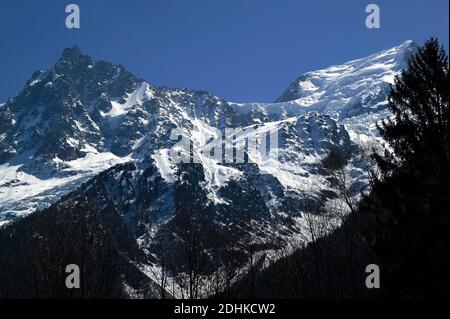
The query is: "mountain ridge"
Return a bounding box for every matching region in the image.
[0,41,414,228]
[0,41,417,297]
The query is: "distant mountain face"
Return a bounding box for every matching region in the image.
[0,41,415,296]
[0,47,241,219]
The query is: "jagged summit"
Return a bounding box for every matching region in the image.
[54,46,93,73]
[60,45,86,60]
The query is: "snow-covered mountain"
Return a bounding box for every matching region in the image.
[232,40,415,137]
[0,41,414,225]
[0,40,416,296]
[0,43,412,237]
[0,47,239,221]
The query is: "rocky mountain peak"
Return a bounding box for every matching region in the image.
[59,46,92,65]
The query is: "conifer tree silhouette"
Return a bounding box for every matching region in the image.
[368,38,449,298]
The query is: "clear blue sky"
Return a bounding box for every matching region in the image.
[0,0,448,103]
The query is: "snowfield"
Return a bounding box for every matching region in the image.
[0,149,130,222]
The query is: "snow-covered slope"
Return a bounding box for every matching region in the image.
[276,41,414,109]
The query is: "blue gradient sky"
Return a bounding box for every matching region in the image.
[0,0,448,103]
